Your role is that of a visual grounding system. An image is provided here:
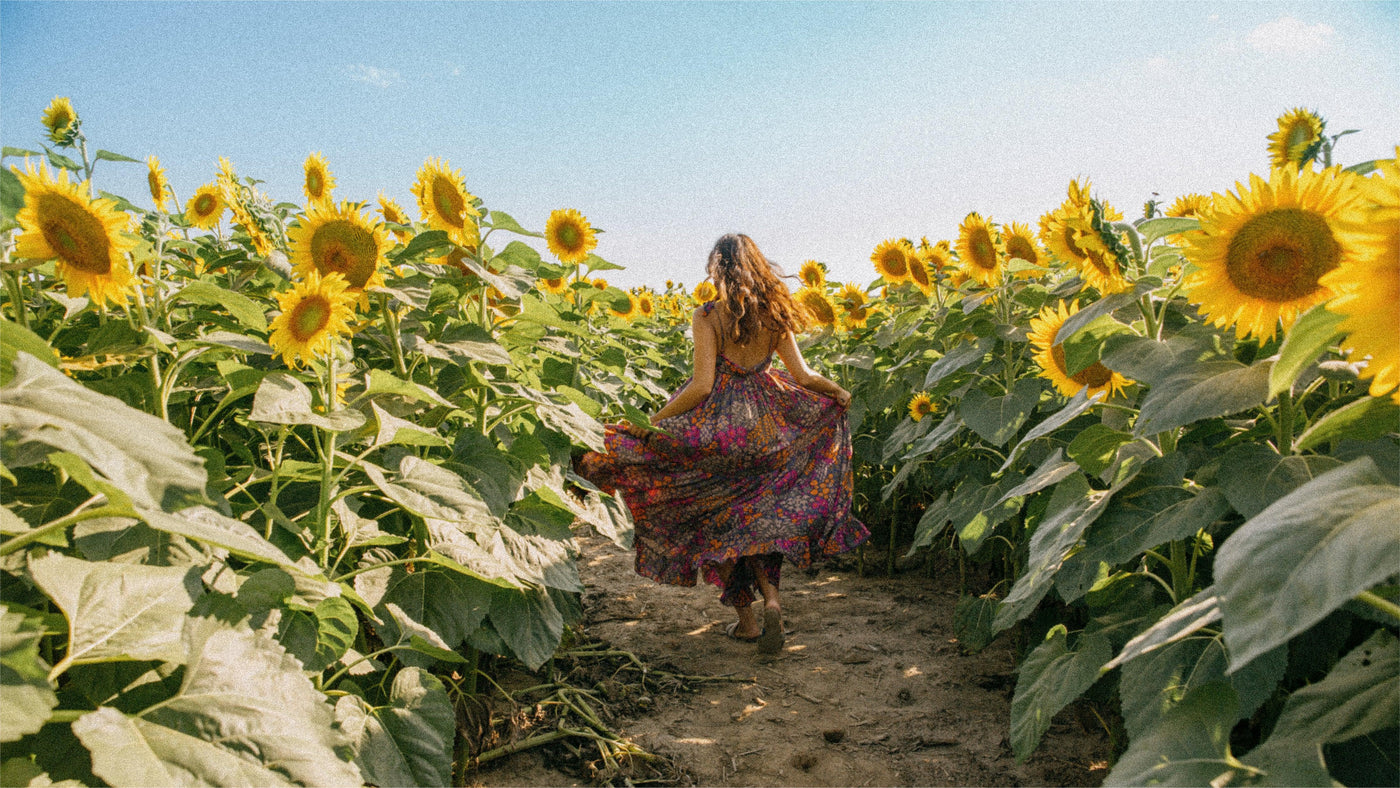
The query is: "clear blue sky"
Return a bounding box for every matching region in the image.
[3,1,1397,289]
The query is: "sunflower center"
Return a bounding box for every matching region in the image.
[1007,237,1036,264]
[1050,344,1114,389]
[882,252,907,277]
[307,170,324,197]
[193,193,217,215]
[289,295,332,343]
[1226,208,1339,302]
[36,194,112,274]
[969,230,997,270]
[431,178,465,228]
[556,223,581,251]
[311,220,378,288]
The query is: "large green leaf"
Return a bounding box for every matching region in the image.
[1295,395,1400,452]
[997,449,1079,504]
[1103,683,1241,787]
[1134,359,1272,437]
[952,593,999,653]
[1001,388,1101,471]
[960,378,1043,447]
[175,281,267,332]
[1,605,57,741]
[489,585,564,671]
[1217,443,1344,519]
[29,553,202,667]
[1241,630,1399,783]
[923,337,994,388]
[1105,588,1221,670]
[1,321,61,384]
[1137,216,1200,245]
[248,373,366,432]
[71,617,360,787]
[1058,489,1228,602]
[370,567,494,657]
[335,667,455,788]
[362,454,494,525]
[1119,633,1285,741]
[1216,458,1400,668]
[1269,303,1344,399]
[1010,628,1112,761]
[992,473,1112,632]
[1,354,207,511]
[514,388,606,452]
[1065,424,1132,476]
[1061,316,1133,377]
[138,505,296,567]
[486,210,544,239]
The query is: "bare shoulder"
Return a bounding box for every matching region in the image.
[691,304,717,326]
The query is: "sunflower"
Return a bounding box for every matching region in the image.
[1028,300,1132,399]
[1320,156,1399,400]
[906,250,933,295]
[412,158,480,249]
[956,213,1003,287]
[545,208,598,265]
[693,280,718,304]
[376,192,411,242]
[1074,232,1131,294]
[871,238,911,283]
[835,283,872,329]
[41,97,78,145]
[13,159,137,307]
[637,291,656,319]
[799,259,826,288]
[1166,193,1212,219]
[433,246,476,277]
[921,239,954,273]
[287,201,389,305]
[609,292,638,320]
[907,392,937,422]
[217,157,239,191]
[796,286,837,328]
[1183,166,1359,340]
[538,275,570,295]
[1267,108,1325,170]
[1003,221,1047,278]
[268,271,357,368]
[145,156,170,213]
[303,152,336,207]
[185,183,226,229]
[591,277,609,290]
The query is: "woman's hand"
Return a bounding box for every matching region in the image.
[833,388,852,408]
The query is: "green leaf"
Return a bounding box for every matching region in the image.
[1216,458,1400,668]
[486,211,543,238]
[488,585,564,671]
[361,454,495,528]
[43,149,82,172]
[1056,278,1160,343]
[92,150,140,163]
[1217,443,1344,519]
[335,667,455,788]
[1119,633,1285,741]
[1,605,58,741]
[193,330,274,355]
[960,378,1043,447]
[1,354,209,510]
[0,324,61,382]
[1242,630,1399,782]
[952,594,999,653]
[1010,629,1112,762]
[1,166,24,232]
[518,389,606,453]
[1105,588,1221,670]
[1001,388,1101,471]
[1342,159,1381,176]
[901,411,962,461]
[248,372,366,432]
[1136,217,1200,246]
[997,449,1079,504]
[29,553,202,666]
[361,368,456,410]
[373,567,494,656]
[1134,359,1272,437]
[1065,424,1132,476]
[1269,303,1345,399]
[1060,316,1133,377]
[1295,395,1400,452]
[923,337,994,388]
[311,596,357,672]
[993,473,1112,632]
[1103,683,1241,787]
[175,281,268,332]
[372,403,448,448]
[71,617,361,787]
[2,146,43,159]
[390,229,453,262]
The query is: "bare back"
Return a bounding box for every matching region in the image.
[704,305,780,371]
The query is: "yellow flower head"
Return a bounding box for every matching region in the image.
[185,183,226,230]
[303,152,336,207]
[145,156,170,213]
[1166,193,1213,219]
[799,259,827,288]
[1003,221,1047,279]
[871,238,911,283]
[907,392,937,422]
[412,157,480,249]
[41,97,78,145]
[13,159,137,307]
[1320,155,1400,400]
[609,291,639,320]
[545,208,598,265]
[288,201,389,306]
[591,277,609,290]
[1268,107,1325,170]
[796,286,837,328]
[376,192,411,242]
[268,271,358,368]
[906,250,933,294]
[921,239,954,273]
[637,291,656,318]
[538,275,570,295]
[693,280,718,304]
[956,212,1003,287]
[1028,300,1133,399]
[1183,166,1360,341]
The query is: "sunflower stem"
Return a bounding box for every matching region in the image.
[380,293,408,376]
[3,267,29,329]
[1355,590,1400,622]
[1138,294,1159,343]
[1276,388,1295,456]
[318,353,339,566]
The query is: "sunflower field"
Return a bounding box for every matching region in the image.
[1,98,1396,788]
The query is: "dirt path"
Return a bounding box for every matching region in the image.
[472,533,1110,787]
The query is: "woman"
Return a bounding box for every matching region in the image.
[578,234,869,654]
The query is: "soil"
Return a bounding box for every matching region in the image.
[468,532,1111,787]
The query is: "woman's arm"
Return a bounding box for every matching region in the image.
[775,330,851,406]
[651,307,720,423]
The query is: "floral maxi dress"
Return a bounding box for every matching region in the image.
[577,338,869,594]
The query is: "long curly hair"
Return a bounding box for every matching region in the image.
[706,234,807,346]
